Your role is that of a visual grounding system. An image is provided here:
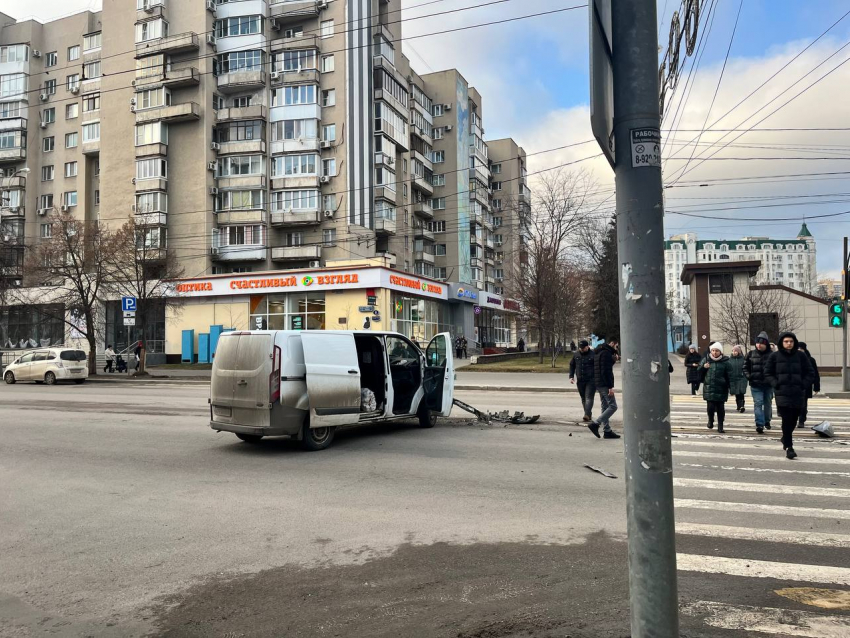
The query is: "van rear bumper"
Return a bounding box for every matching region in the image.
[209,421,299,437]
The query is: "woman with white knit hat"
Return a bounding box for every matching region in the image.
[700,342,732,433]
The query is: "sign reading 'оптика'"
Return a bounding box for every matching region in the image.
[172,267,447,300]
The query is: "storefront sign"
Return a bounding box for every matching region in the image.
[173,267,447,300]
[358,306,374,313]
[448,283,479,303]
[479,293,505,310]
[474,306,482,315]
[504,299,521,312]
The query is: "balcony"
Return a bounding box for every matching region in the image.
[271,33,320,52]
[411,125,433,146]
[471,143,488,165]
[211,244,268,262]
[271,245,321,261]
[270,0,323,22]
[135,177,168,192]
[135,212,167,227]
[0,175,26,189]
[216,140,266,155]
[411,176,434,197]
[0,147,26,163]
[271,138,321,155]
[414,251,435,265]
[215,209,268,225]
[82,139,101,155]
[135,101,200,124]
[375,217,396,235]
[0,117,26,132]
[270,175,320,191]
[270,209,321,226]
[272,68,320,85]
[374,186,396,204]
[135,143,168,158]
[470,234,483,247]
[216,105,267,122]
[376,120,408,151]
[375,90,408,121]
[470,257,482,270]
[136,1,165,22]
[469,183,489,204]
[217,70,267,93]
[0,206,24,218]
[412,201,433,220]
[134,67,201,89]
[469,164,489,184]
[411,148,433,171]
[414,225,434,241]
[217,175,267,190]
[135,32,199,59]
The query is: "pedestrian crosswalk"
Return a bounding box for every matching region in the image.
[673,436,850,636]
[670,395,850,439]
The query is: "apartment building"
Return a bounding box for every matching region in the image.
[665,224,818,320]
[0,2,523,355]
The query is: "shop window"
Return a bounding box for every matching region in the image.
[249,293,326,331]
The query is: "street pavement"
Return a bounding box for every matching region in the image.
[0,381,848,637]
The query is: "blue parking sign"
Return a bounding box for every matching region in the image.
[122,297,137,312]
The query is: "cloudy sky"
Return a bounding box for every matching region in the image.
[3,0,850,276]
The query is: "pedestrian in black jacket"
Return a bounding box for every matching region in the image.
[744,331,774,433]
[588,337,620,440]
[796,342,821,429]
[765,332,814,459]
[569,340,595,422]
[684,344,702,395]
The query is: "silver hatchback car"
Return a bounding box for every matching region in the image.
[3,348,89,385]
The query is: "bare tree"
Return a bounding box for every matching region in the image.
[505,169,597,363]
[18,212,110,374]
[713,280,803,346]
[106,216,185,375]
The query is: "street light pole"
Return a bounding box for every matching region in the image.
[612,1,679,635]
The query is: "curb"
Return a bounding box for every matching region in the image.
[85,375,210,383]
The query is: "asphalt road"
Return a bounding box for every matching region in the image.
[1,381,848,637]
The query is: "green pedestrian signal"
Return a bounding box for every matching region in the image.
[829,300,845,328]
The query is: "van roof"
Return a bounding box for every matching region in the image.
[221,330,408,337]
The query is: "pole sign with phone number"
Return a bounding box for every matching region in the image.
[630,128,661,168]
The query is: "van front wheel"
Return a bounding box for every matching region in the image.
[301,418,335,451]
[418,405,437,428]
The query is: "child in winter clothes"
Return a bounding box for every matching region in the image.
[728,345,748,413]
[700,342,732,433]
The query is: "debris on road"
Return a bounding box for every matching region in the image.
[452,399,540,425]
[584,464,618,479]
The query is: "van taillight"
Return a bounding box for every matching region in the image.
[270,345,281,404]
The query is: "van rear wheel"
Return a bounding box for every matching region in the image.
[236,433,263,443]
[301,418,335,451]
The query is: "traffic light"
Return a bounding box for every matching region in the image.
[829,300,845,328]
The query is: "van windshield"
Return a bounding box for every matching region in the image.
[60,350,87,362]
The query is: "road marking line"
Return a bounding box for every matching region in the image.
[673,478,850,498]
[675,523,850,548]
[681,600,850,637]
[672,440,850,453]
[678,554,850,585]
[674,451,850,465]
[679,463,850,477]
[675,499,850,519]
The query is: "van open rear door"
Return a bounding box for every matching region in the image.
[300,332,361,427]
[424,332,454,416]
[211,332,273,428]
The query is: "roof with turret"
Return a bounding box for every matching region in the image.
[798,223,813,238]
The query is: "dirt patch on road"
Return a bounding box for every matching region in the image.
[149,534,631,638]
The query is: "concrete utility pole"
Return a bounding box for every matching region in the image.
[612,1,679,635]
[843,237,848,391]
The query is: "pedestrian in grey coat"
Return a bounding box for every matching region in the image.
[729,344,748,413]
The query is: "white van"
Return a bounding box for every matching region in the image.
[209,330,455,450]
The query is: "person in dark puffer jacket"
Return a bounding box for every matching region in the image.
[684,344,702,395]
[700,342,732,433]
[588,337,620,440]
[796,342,820,430]
[744,331,773,434]
[765,332,814,460]
[569,340,596,422]
[728,345,748,413]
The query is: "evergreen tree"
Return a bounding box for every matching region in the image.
[591,216,620,340]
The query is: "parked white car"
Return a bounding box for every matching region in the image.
[3,348,89,385]
[210,330,455,450]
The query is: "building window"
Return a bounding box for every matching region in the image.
[322,228,336,246]
[94,190,100,206]
[433,127,443,140]
[272,153,317,177]
[67,45,80,61]
[287,232,304,247]
[135,19,167,43]
[432,104,443,117]
[137,87,171,110]
[432,150,445,163]
[41,80,56,97]
[0,73,26,99]
[42,107,55,124]
[135,158,168,180]
[82,122,100,142]
[63,191,78,207]
[322,194,336,211]
[135,122,168,146]
[43,137,55,152]
[216,50,263,74]
[322,158,336,177]
[375,167,396,191]
[215,16,262,38]
[65,103,79,119]
[432,174,445,187]
[64,161,78,178]
[270,190,319,211]
[320,20,334,38]
[39,194,54,210]
[320,54,334,73]
[66,74,80,91]
[491,163,502,174]
[136,54,165,79]
[427,220,445,232]
[46,51,57,67]
[217,155,262,177]
[709,274,733,294]
[83,32,102,51]
[275,49,316,72]
[217,190,264,212]
[492,181,502,191]
[136,191,167,213]
[275,84,316,106]
[492,198,502,210]
[431,197,446,210]
[322,124,336,142]
[41,166,54,181]
[271,118,318,141]
[83,94,100,112]
[40,223,52,239]
[83,60,101,80]
[65,132,78,148]
[321,89,335,107]
[215,119,264,143]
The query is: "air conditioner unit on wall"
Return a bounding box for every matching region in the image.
[40,93,48,101]
[210,142,221,151]
[445,125,453,132]
[206,34,217,48]
[61,205,69,212]
[444,104,452,111]
[205,0,216,13]
[32,50,41,58]
[320,175,330,183]
[323,210,333,218]
[37,208,47,216]
[270,71,281,80]
[209,187,219,195]
[208,162,216,171]
[320,140,332,149]
[70,86,79,94]
[308,260,321,268]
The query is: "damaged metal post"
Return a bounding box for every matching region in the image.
[612,0,679,635]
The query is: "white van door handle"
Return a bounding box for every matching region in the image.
[348,370,358,374]
[237,379,248,386]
